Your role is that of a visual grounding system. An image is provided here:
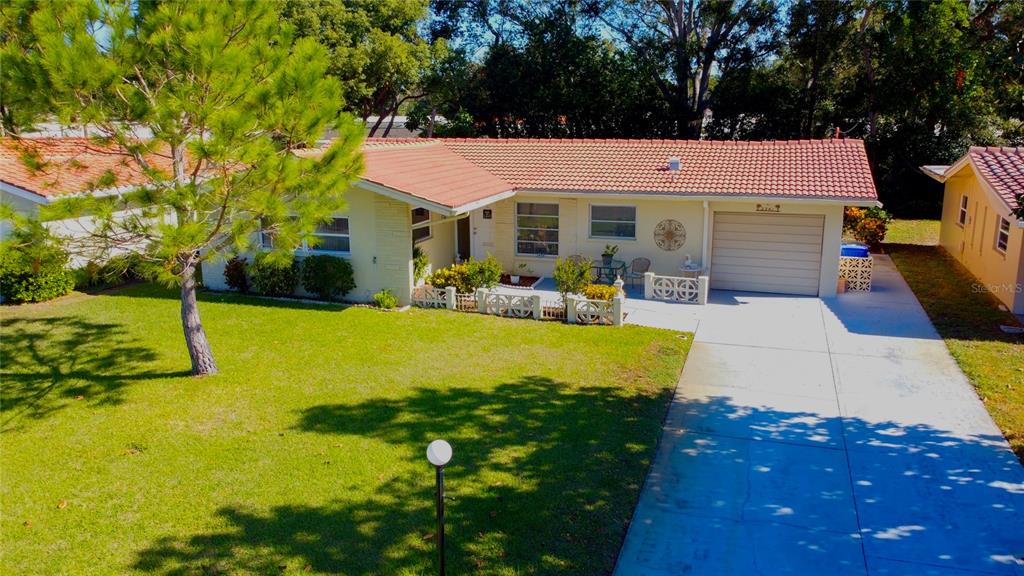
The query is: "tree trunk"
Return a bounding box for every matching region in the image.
[180,260,218,376]
[381,106,398,138]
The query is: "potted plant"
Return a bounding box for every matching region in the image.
[510,262,530,284]
[601,244,619,266]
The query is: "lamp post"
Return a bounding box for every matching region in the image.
[426,439,452,576]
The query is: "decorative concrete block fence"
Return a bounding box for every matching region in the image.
[411,285,623,325]
[643,272,709,304]
[839,255,873,292]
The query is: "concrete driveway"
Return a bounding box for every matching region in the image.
[614,256,1024,576]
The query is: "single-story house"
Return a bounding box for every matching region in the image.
[201,137,879,304]
[1,136,881,304]
[922,147,1024,314]
[0,137,170,262]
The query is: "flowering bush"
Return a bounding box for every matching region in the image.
[582,284,618,301]
[427,256,502,293]
[843,207,892,249]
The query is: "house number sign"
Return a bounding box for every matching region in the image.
[756,204,781,213]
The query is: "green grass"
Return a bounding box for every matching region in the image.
[1,285,689,575]
[886,245,1023,462]
[882,219,941,245]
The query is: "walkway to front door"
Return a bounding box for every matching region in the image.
[614,256,1024,576]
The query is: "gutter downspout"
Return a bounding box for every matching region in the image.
[702,200,710,273]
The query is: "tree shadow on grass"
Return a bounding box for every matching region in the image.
[0,316,185,431]
[133,376,676,575]
[131,386,1024,575]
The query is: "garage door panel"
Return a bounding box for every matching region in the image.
[712,239,823,254]
[711,212,824,296]
[713,267,821,281]
[714,213,826,228]
[713,222,824,237]
[712,277,819,296]
[712,255,821,271]
[713,230,823,245]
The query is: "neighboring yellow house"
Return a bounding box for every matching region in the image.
[923,147,1024,315]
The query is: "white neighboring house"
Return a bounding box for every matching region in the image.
[0,137,165,264]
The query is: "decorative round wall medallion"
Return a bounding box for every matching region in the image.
[654,219,686,251]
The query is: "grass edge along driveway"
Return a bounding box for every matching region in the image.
[885,243,1024,462]
[1,284,690,575]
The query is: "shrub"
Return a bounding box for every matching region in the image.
[100,253,149,285]
[249,254,299,296]
[372,288,399,309]
[0,216,75,303]
[300,254,355,300]
[427,263,472,293]
[844,207,892,249]
[582,284,618,301]
[223,256,249,293]
[74,261,104,290]
[413,245,430,283]
[465,255,502,289]
[74,254,152,291]
[0,267,75,303]
[553,257,591,296]
[427,256,502,293]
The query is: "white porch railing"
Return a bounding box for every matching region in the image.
[643,272,709,304]
[476,289,540,319]
[412,285,457,309]
[839,256,873,292]
[412,285,624,326]
[566,295,624,326]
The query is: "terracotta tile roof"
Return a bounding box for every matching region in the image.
[968,147,1023,210]
[3,136,879,210]
[0,137,171,199]
[360,139,512,209]
[439,138,877,201]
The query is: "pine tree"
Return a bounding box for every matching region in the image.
[8,0,364,375]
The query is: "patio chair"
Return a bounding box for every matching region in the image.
[625,257,651,286]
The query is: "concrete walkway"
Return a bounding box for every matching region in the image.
[614,256,1024,576]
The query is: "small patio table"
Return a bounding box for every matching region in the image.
[591,258,627,284]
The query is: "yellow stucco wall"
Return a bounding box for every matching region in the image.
[415,212,457,274]
[479,195,705,278]
[939,165,1024,314]
[202,185,415,305]
[479,194,843,296]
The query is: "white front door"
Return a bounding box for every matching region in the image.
[471,207,496,259]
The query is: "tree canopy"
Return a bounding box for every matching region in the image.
[2,0,364,375]
[421,0,1022,216]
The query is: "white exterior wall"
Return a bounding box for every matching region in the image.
[1,190,41,239]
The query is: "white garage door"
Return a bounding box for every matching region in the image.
[710,212,824,296]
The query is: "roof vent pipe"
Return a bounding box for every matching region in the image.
[668,157,681,172]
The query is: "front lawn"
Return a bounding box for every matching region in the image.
[1,285,689,575]
[886,245,1024,461]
